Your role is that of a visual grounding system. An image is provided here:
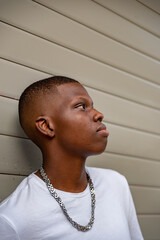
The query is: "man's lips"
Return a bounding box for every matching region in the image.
[96,124,109,136]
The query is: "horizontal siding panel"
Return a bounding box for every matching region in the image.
[93,0,160,37]
[0,59,50,99]
[28,0,160,84]
[1,26,160,111]
[0,0,160,63]
[1,96,160,160]
[0,97,26,137]
[87,152,160,187]
[107,124,160,161]
[130,186,160,214]
[0,135,160,187]
[0,174,25,202]
[0,22,160,87]
[138,215,160,239]
[137,0,160,15]
[0,135,42,176]
[1,60,160,112]
[87,87,160,135]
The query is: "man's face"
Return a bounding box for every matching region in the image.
[48,83,109,157]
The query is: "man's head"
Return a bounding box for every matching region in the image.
[19,76,78,144]
[19,76,108,157]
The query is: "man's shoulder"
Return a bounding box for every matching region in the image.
[0,173,36,215]
[86,167,130,205]
[86,166,128,189]
[86,166,125,180]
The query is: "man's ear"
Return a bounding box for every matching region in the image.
[35,116,55,137]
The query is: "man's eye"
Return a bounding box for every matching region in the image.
[75,103,86,110]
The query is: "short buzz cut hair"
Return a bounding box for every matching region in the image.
[18,76,79,130]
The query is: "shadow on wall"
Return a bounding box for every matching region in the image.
[16,120,42,175]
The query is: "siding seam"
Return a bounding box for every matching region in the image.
[106,150,160,163]
[130,184,160,189]
[0,172,27,177]
[138,213,160,216]
[92,0,160,38]
[0,133,28,140]
[136,0,160,16]
[104,151,160,164]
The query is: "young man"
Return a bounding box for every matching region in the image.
[0,76,143,239]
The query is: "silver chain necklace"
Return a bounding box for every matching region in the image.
[39,166,96,232]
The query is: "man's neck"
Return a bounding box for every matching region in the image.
[35,153,87,193]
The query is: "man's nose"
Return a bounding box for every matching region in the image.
[93,109,104,122]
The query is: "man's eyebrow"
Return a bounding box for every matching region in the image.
[76,96,94,106]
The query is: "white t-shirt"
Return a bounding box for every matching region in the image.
[0,167,143,240]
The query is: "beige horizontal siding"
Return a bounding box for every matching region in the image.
[107,124,160,161]
[87,87,160,134]
[0,20,160,85]
[34,0,160,37]
[0,0,160,61]
[1,57,160,111]
[137,0,160,15]
[0,97,26,137]
[0,135,42,176]
[93,0,160,36]
[0,59,50,99]
[138,215,160,239]
[130,186,160,214]
[0,174,25,202]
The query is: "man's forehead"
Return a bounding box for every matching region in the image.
[56,82,90,99]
